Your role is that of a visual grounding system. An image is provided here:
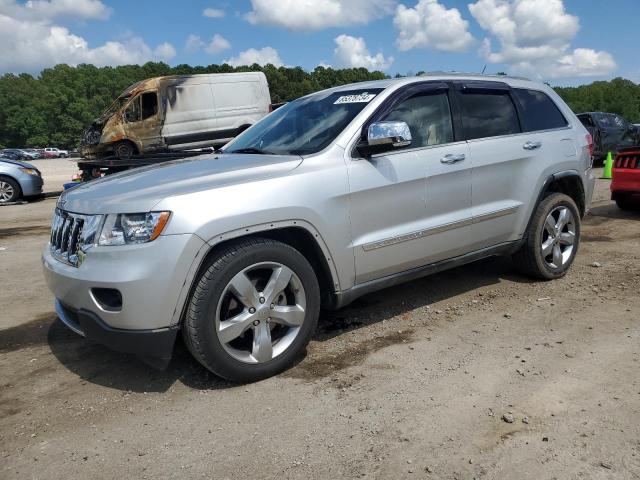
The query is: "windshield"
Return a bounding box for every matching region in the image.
[225,88,384,156]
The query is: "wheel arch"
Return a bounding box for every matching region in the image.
[525,171,586,236]
[171,221,342,327]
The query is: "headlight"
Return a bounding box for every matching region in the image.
[20,167,39,176]
[98,212,171,246]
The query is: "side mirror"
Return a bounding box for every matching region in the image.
[357,121,412,157]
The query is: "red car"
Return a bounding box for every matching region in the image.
[611,148,640,210]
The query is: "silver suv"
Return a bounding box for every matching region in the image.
[43,74,596,381]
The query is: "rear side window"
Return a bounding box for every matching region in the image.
[513,89,567,132]
[382,92,454,148]
[459,92,520,140]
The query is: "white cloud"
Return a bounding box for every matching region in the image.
[394,0,474,52]
[334,34,393,71]
[0,13,175,73]
[244,0,396,31]
[468,0,616,79]
[202,7,225,18]
[154,42,176,60]
[205,34,230,54]
[224,47,283,67]
[185,33,230,55]
[0,0,111,20]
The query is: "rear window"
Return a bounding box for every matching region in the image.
[459,92,520,140]
[513,89,568,132]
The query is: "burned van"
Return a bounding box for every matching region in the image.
[80,72,271,158]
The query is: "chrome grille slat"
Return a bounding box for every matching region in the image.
[50,209,90,267]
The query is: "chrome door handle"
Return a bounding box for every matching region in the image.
[440,153,466,164]
[523,141,542,150]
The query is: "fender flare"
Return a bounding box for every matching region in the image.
[169,219,342,326]
[523,170,585,236]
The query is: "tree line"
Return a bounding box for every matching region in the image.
[0,61,637,149]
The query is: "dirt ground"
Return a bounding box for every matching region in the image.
[1,167,639,480]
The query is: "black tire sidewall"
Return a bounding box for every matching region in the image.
[115,141,134,159]
[530,193,581,279]
[186,241,320,382]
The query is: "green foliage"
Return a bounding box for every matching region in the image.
[0,62,637,149]
[555,77,640,124]
[0,62,387,149]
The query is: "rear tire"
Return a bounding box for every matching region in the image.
[114,141,135,159]
[615,196,636,211]
[512,193,580,280]
[182,237,320,383]
[0,176,21,203]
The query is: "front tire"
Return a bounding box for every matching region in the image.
[182,238,320,382]
[0,177,21,203]
[114,141,135,159]
[513,193,580,280]
[615,196,636,211]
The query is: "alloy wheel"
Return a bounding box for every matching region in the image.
[0,181,14,202]
[215,262,306,364]
[541,206,575,269]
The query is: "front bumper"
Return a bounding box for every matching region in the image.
[18,173,43,196]
[43,233,207,364]
[55,299,178,368]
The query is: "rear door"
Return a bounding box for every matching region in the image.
[458,83,572,250]
[348,83,472,283]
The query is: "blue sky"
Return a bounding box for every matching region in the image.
[1,0,638,86]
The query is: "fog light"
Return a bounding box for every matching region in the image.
[91,288,123,312]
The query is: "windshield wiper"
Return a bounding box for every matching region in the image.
[228,147,274,155]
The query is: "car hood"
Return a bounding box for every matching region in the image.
[0,158,36,169]
[59,153,303,214]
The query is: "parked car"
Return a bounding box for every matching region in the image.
[1,148,29,160]
[44,74,595,381]
[0,157,43,203]
[577,112,640,162]
[79,72,272,159]
[611,148,640,210]
[21,148,42,160]
[43,147,69,158]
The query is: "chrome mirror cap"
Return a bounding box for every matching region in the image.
[367,121,412,148]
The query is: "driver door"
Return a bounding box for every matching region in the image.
[124,91,161,150]
[347,85,473,284]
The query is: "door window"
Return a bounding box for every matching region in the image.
[459,92,520,140]
[512,89,567,132]
[382,92,454,149]
[124,96,141,123]
[141,92,158,119]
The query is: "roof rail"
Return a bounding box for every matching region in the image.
[416,71,531,81]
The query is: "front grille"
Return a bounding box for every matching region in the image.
[614,152,640,169]
[50,209,85,266]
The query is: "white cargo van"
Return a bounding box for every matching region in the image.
[80,72,272,158]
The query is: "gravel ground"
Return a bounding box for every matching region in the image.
[0,168,639,479]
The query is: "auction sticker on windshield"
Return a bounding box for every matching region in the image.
[334,92,377,104]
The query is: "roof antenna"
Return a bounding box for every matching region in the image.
[481,65,487,74]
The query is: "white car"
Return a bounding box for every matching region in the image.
[44,147,69,158]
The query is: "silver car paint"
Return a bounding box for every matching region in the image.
[44,74,595,333]
[0,158,44,197]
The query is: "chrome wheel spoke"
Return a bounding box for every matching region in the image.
[556,207,569,230]
[544,215,556,236]
[558,231,575,246]
[541,237,555,257]
[263,265,293,303]
[252,321,273,362]
[218,310,255,344]
[552,244,563,267]
[270,304,305,327]
[228,271,260,309]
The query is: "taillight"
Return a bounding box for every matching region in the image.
[586,133,593,158]
[268,103,273,113]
